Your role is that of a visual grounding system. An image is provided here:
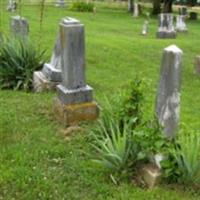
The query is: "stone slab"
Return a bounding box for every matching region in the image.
[57,84,93,105]
[53,97,99,125]
[33,71,59,92]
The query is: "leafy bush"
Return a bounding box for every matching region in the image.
[71,2,94,12]
[0,37,45,90]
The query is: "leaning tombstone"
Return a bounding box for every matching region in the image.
[33,33,62,92]
[55,0,65,7]
[53,17,99,125]
[10,16,29,38]
[156,13,176,39]
[141,20,149,35]
[194,56,200,75]
[133,3,139,17]
[176,15,188,32]
[155,45,183,138]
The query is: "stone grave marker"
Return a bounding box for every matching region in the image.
[7,0,17,12]
[10,16,29,38]
[141,20,149,35]
[156,45,183,138]
[33,32,62,92]
[55,0,65,7]
[133,3,139,17]
[156,13,176,39]
[176,15,188,32]
[53,17,99,125]
[178,7,187,16]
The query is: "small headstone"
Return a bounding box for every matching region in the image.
[189,12,197,20]
[178,7,187,16]
[7,0,17,12]
[141,20,149,35]
[133,3,139,17]
[194,56,200,75]
[10,16,29,38]
[156,45,183,138]
[156,13,176,39]
[55,0,65,7]
[176,15,188,32]
[53,17,99,125]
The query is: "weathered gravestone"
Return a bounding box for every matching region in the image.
[156,45,183,138]
[156,13,176,39]
[176,15,188,32]
[53,17,99,125]
[141,20,149,35]
[10,16,29,38]
[55,0,65,7]
[133,3,139,17]
[178,7,187,16]
[33,32,62,92]
[7,0,17,12]
[194,56,200,75]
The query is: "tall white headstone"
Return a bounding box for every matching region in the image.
[156,45,183,138]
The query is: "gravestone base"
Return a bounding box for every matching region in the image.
[176,28,188,33]
[57,85,93,105]
[33,71,59,92]
[156,31,176,39]
[42,63,62,82]
[53,97,99,126]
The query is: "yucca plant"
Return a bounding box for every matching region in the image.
[0,37,45,90]
[172,131,200,185]
[92,121,135,182]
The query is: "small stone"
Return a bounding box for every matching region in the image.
[141,164,161,189]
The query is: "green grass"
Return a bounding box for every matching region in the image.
[1,4,200,200]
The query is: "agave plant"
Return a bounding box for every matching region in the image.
[0,37,45,90]
[172,131,200,185]
[92,120,135,182]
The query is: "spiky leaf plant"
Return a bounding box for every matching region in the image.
[0,37,45,90]
[173,131,200,185]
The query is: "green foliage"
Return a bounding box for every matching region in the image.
[173,131,200,185]
[119,79,144,129]
[71,2,94,12]
[92,121,134,182]
[0,37,45,90]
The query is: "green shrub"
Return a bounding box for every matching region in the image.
[71,2,95,12]
[0,37,45,90]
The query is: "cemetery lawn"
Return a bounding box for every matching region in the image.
[1,4,200,200]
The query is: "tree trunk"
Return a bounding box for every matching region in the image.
[152,0,161,15]
[163,0,173,13]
